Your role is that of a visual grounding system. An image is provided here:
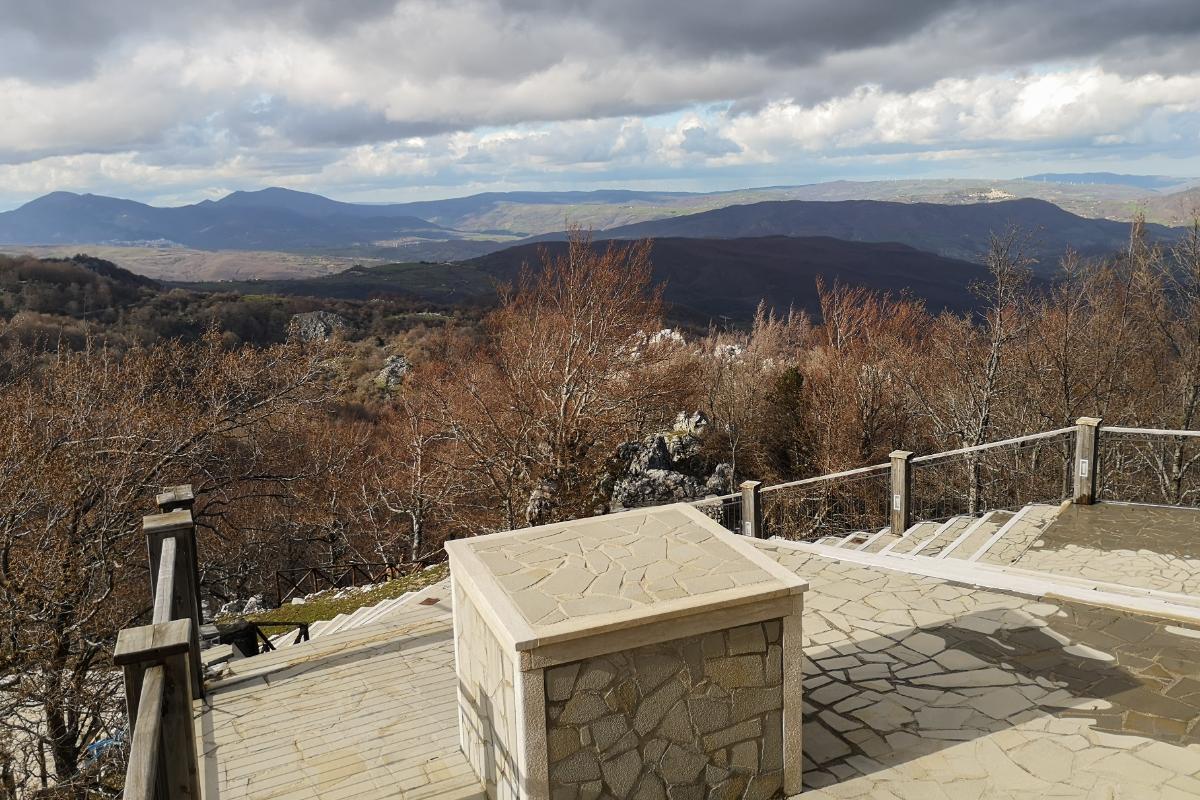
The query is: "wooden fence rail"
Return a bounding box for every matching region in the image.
[113,485,202,800]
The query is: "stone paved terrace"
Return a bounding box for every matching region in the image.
[196,582,485,800]
[1009,502,1200,596]
[756,542,1200,798]
[196,506,1200,799]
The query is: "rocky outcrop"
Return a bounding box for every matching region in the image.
[289,311,348,342]
[612,412,732,508]
[374,354,411,390]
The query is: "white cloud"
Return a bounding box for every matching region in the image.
[721,68,1200,159]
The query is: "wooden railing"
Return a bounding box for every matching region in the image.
[113,485,202,800]
[275,561,409,604]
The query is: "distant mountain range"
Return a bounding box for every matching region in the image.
[1,180,1191,275]
[176,235,989,323]
[0,188,459,252]
[529,198,1176,268]
[1022,172,1194,190]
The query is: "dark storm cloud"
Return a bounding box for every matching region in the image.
[1,0,1200,206]
[5,0,1200,84]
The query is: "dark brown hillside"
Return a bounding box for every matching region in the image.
[527,198,1178,268]
[466,235,989,322]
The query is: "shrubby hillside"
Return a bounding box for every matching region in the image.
[2,223,1199,796]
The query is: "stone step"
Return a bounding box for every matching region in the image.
[956,508,1038,561]
[861,530,898,553]
[908,517,973,558]
[342,605,378,631]
[318,613,352,637]
[836,531,875,550]
[853,528,891,551]
[815,536,843,546]
[938,510,1013,560]
[972,503,1062,564]
[268,628,303,649]
[359,594,413,626]
[307,618,333,638]
[879,521,938,555]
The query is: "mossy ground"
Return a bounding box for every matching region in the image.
[245,562,448,636]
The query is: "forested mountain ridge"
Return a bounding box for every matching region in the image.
[528,198,1179,269]
[465,235,988,321]
[0,253,477,350]
[167,234,989,324]
[0,190,462,252]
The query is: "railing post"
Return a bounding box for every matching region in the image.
[1073,417,1102,505]
[115,619,201,800]
[889,450,913,534]
[155,484,195,514]
[740,480,763,538]
[145,508,203,699]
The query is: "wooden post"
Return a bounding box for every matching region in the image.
[155,484,195,514]
[1073,417,1102,505]
[156,484,203,646]
[144,510,203,699]
[890,450,913,535]
[115,619,201,800]
[740,480,763,538]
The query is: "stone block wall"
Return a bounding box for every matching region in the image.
[544,620,785,800]
[455,581,522,800]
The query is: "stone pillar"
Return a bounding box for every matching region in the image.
[740,480,763,538]
[889,450,913,535]
[446,503,809,800]
[1073,417,1102,505]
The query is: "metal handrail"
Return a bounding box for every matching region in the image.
[1100,426,1200,437]
[910,427,1076,464]
[760,462,890,494]
[689,492,739,504]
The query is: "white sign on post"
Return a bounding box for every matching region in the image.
[1079,459,1089,478]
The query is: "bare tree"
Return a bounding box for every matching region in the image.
[0,333,337,795]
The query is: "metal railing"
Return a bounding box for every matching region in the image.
[691,491,743,534]
[1097,426,1200,507]
[704,418,1199,542]
[909,427,1076,523]
[112,486,202,800]
[760,464,891,541]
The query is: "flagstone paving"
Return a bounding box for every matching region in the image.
[466,506,771,627]
[196,583,486,800]
[755,542,1200,797]
[198,510,1200,800]
[1011,503,1200,595]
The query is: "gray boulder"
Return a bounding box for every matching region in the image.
[374,354,411,390]
[612,412,733,508]
[289,311,348,342]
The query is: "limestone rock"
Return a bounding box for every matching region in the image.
[374,354,411,390]
[612,412,732,508]
[289,310,348,342]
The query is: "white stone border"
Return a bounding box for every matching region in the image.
[446,503,808,656]
[766,537,1200,624]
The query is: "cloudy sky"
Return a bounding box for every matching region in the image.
[2,0,1200,208]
